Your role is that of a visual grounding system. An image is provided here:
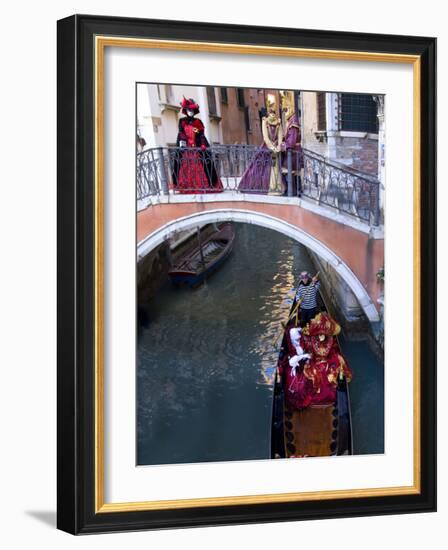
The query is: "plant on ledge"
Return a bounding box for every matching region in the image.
[376,266,384,283]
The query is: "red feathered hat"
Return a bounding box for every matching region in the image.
[304,312,341,337]
[180,96,200,115]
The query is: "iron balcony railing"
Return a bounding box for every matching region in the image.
[302,149,381,226]
[137,145,381,226]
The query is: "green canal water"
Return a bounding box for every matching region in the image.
[137,223,384,465]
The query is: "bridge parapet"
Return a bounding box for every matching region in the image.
[137,145,381,226]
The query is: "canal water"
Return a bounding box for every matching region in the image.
[137,223,384,466]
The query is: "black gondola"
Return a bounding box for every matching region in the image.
[271,289,353,459]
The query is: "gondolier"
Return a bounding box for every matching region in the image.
[295,271,320,326]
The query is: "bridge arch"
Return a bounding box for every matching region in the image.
[137,208,380,322]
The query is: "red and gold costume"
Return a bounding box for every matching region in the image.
[279,312,352,410]
[172,97,223,194]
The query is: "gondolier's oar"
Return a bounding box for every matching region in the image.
[286,296,303,326]
[271,296,303,348]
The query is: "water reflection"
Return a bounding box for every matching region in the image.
[137,222,383,465]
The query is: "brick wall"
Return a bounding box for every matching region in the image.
[220,88,280,146]
[335,136,378,175]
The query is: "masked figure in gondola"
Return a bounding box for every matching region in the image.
[280,90,304,196]
[301,313,353,405]
[278,326,313,410]
[172,97,223,194]
[238,94,284,195]
[279,313,352,410]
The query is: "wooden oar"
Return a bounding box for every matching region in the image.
[271,296,303,349]
[286,297,303,325]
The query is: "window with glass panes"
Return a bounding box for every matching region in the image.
[339,93,378,133]
[220,87,228,103]
[207,87,217,115]
[237,88,245,108]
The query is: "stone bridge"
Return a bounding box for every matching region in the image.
[137,193,384,322]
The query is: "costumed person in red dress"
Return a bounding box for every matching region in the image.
[172,97,223,194]
[278,312,352,411]
[301,312,353,406]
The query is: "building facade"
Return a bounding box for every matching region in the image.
[137,84,223,149]
[137,84,284,150]
[301,91,385,179]
[301,91,385,340]
[219,87,281,146]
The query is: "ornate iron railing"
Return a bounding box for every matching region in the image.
[302,149,381,225]
[137,145,381,226]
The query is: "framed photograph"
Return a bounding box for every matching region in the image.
[57,14,436,534]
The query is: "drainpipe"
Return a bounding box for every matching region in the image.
[374,95,385,222]
[325,92,339,160]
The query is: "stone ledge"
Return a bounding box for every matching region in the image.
[140,191,384,239]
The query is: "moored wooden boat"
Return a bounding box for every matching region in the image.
[271,289,353,459]
[169,223,235,288]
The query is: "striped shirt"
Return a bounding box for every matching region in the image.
[296,281,320,309]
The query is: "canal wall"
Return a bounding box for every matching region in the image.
[308,251,365,327]
[307,251,373,340]
[308,250,384,355]
[137,223,219,305]
[137,241,172,306]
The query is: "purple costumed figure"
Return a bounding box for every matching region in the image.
[238,94,284,195]
[280,90,304,196]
